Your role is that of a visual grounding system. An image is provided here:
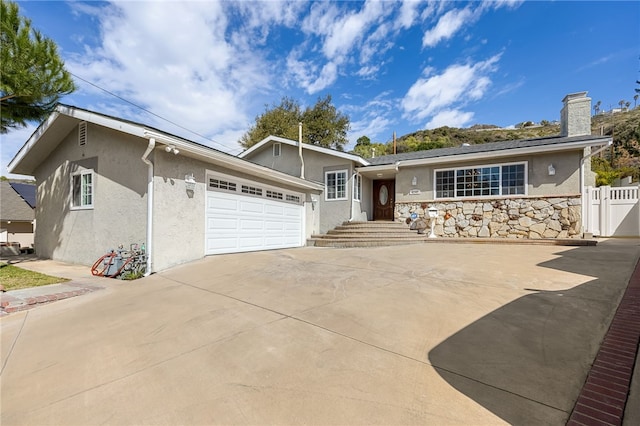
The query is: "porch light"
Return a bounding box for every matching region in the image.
[548,164,556,176]
[185,173,196,191]
[411,176,418,186]
[165,145,179,155]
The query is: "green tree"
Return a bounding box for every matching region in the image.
[239,94,350,150]
[1,0,75,133]
[239,97,301,148]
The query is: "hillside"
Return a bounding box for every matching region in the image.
[353,108,639,183]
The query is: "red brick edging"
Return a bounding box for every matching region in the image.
[567,257,640,425]
[0,284,103,314]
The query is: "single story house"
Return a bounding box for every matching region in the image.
[8,105,323,273]
[241,92,612,239]
[7,92,613,273]
[1,181,36,254]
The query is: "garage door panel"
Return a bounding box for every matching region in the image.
[207,217,238,230]
[265,204,284,215]
[239,200,265,213]
[206,183,304,255]
[240,219,265,230]
[207,237,238,251]
[209,197,238,211]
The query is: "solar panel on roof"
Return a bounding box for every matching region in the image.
[9,182,36,209]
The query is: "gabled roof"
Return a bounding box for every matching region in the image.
[239,135,370,166]
[8,105,324,192]
[366,134,612,167]
[0,181,35,222]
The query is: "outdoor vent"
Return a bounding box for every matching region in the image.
[273,143,281,157]
[78,121,87,146]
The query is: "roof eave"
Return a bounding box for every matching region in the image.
[144,131,324,192]
[396,137,613,168]
[240,135,369,166]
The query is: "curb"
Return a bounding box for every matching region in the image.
[0,282,104,315]
[567,257,640,425]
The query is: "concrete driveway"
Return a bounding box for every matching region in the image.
[1,240,639,425]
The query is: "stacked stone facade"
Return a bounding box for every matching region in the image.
[395,197,582,239]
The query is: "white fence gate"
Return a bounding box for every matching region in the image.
[585,185,640,237]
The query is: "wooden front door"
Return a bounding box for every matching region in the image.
[373,180,395,221]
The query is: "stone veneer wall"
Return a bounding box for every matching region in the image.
[395,196,582,239]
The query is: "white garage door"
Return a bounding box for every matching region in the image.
[205,172,305,255]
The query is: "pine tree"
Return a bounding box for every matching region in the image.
[1,0,75,133]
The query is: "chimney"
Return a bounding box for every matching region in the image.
[560,92,591,137]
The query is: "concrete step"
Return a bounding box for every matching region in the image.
[309,221,428,248]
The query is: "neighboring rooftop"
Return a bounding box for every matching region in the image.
[1,181,35,222]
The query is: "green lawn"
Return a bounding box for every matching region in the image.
[0,263,70,291]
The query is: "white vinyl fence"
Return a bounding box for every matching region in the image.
[585,185,639,237]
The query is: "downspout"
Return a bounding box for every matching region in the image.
[580,140,612,235]
[298,122,305,179]
[141,138,155,276]
[348,171,357,222]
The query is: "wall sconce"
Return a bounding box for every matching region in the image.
[548,164,556,176]
[185,173,196,191]
[411,176,418,186]
[165,145,179,155]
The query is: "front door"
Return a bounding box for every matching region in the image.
[373,179,395,221]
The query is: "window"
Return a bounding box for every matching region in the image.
[286,194,301,203]
[209,178,237,192]
[325,170,347,200]
[435,163,526,199]
[266,190,283,200]
[71,169,94,209]
[353,174,362,201]
[241,185,262,196]
[273,143,281,157]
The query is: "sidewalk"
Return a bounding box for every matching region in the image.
[0,255,109,315]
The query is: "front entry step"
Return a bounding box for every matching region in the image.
[308,221,428,248]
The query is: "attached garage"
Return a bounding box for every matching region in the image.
[205,172,305,255]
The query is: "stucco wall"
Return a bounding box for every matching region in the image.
[395,151,582,203]
[153,155,320,271]
[246,143,371,233]
[34,123,147,266]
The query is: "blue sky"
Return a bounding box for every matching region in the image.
[3,0,639,178]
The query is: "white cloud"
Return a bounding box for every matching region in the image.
[423,7,475,47]
[395,0,426,29]
[65,1,275,152]
[285,51,337,94]
[401,54,501,122]
[425,109,474,129]
[305,62,338,94]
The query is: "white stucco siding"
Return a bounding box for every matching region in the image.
[34,124,147,267]
[152,153,208,271]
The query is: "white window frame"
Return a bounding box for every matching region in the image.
[433,161,527,199]
[71,169,94,210]
[353,174,362,202]
[273,143,281,157]
[325,170,348,201]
